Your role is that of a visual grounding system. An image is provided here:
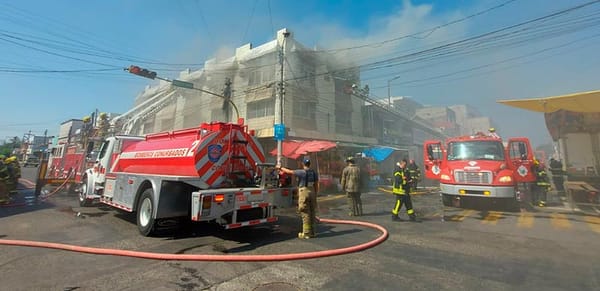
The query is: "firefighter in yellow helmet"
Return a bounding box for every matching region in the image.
[0,155,10,204]
[392,159,419,222]
[278,158,319,239]
[488,127,500,138]
[3,155,18,195]
[5,155,21,185]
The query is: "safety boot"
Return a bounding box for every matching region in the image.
[298,232,313,239]
[409,214,421,223]
[392,214,401,222]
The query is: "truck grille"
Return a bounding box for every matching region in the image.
[454,170,492,184]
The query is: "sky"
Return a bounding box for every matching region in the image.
[1,0,599,148]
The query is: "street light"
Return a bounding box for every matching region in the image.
[387,75,402,109]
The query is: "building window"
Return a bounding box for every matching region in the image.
[248,68,275,86]
[247,98,275,119]
[293,101,316,120]
[292,100,317,130]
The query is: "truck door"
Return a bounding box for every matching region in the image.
[424,140,443,180]
[507,137,536,183]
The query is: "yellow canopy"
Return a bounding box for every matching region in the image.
[497,90,600,113]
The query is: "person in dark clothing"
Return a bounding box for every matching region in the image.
[278,159,319,239]
[391,159,419,222]
[549,158,565,192]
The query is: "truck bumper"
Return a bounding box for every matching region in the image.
[441,184,516,198]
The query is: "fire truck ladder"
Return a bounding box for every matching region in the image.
[226,125,251,185]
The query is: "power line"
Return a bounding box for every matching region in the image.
[242,0,259,43]
[311,0,519,54]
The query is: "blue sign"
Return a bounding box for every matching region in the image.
[274,124,285,141]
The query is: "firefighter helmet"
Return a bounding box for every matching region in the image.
[346,156,355,163]
[489,127,496,133]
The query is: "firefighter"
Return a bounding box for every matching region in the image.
[341,156,362,216]
[488,127,500,138]
[5,155,21,186]
[3,155,18,195]
[0,156,10,204]
[549,158,565,193]
[278,158,319,239]
[407,159,421,191]
[532,159,550,207]
[391,159,418,222]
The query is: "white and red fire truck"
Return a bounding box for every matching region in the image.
[424,132,536,208]
[78,120,293,236]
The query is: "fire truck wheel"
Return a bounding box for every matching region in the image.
[441,194,453,207]
[79,178,92,207]
[137,189,156,236]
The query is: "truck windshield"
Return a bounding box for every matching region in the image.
[447,141,505,161]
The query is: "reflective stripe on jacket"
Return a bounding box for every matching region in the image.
[392,170,406,194]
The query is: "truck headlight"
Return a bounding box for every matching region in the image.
[440,174,451,181]
[499,176,512,183]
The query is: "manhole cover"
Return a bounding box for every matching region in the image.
[252,282,300,291]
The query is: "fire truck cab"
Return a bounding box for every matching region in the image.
[424,132,536,208]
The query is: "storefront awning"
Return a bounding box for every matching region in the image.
[362,146,407,162]
[270,140,337,159]
[497,90,600,113]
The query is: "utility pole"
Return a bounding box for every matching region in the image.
[275,30,290,166]
[387,75,402,109]
[23,130,33,160]
[222,78,232,122]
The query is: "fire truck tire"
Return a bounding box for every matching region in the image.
[137,189,157,237]
[442,194,453,207]
[79,178,92,207]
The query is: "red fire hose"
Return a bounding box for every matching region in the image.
[0,217,387,261]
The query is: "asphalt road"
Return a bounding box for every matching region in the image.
[1,168,600,291]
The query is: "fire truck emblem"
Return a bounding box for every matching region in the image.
[432,165,441,175]
[207,144,223,163]
[468,161,477,166]
[517,165,528,177]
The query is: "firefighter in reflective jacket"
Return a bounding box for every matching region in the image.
[278,158,319,239]
[5,156,21,189]
[407,159,421,191]
[392,159,418,222]
[533,159,550,207]
[0,157,10,204]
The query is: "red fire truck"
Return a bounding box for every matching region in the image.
[423,132,537,208]
[78,120,293,236]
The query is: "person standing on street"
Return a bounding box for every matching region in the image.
[392,159,418,222]
[278,158,319,239]
[549,158,565,193]
[407,159,421,191]
[532,159,550,207]
[0,157,11,204]
[341,156,362,216]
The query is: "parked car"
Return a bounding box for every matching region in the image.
[23,157,40,167]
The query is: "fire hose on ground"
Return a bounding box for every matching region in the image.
[0,217,388,261]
